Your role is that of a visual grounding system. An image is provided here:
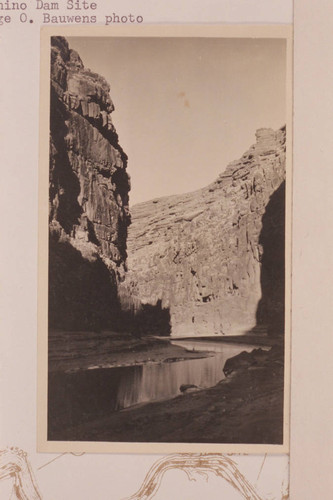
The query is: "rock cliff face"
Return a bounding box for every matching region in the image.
[48,37,130,330]
[123,127,286,337]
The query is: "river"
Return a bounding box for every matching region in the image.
[48,338,270,435]
[115,340,269,410]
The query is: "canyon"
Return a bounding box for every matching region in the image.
[47,37,286,445]
[122,127,286,337]
[48,36,130,330]
[48,36,285,338]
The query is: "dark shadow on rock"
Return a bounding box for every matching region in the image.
[49,86,82,233]
[48,365,143,440]
[49,236,120,331]
[255,181,285,337]
[116,289,172,337]
[133,300,171,337]
[48,234,171,336]
[86,219,101,246]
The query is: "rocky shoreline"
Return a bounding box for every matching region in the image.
[48,343,284,444]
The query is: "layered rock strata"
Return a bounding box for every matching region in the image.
[48,36,130,330]
[123,127,286,337]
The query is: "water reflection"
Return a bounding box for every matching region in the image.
[48,340,270,436]
[115,341,266,410]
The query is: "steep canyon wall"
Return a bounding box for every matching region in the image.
[47,37,286,337]
[48,36,131,330]
[123,128,286,337]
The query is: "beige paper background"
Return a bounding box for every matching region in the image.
[290,0,333,497]
[1,0,333,497]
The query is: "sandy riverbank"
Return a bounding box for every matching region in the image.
[48,331,212,373]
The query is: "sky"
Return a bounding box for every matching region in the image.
[67,36,287,206]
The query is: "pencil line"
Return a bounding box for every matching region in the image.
[37,452,67,471]
[256,454,267,482]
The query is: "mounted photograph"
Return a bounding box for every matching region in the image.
[38,25,292,454]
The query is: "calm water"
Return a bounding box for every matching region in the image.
[48,339,269,434]
[115,340,268,410]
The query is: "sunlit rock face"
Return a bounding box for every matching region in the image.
[124,127,286,337]
[48,36,130,330]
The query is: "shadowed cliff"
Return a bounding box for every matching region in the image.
[49,236,120,331]
[123,127,286,337]
[255,181,285,336]
[48,37,286,338]
[48,37,172,335]
[49,36,130,331]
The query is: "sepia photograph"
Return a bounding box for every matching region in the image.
[38,26,291,453]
